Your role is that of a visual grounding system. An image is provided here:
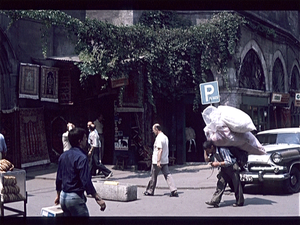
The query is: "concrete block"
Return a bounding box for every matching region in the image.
[94,181,137,202]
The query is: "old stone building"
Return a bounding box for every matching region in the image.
[0,10,299,168]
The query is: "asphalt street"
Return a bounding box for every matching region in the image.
[1,162,300,223]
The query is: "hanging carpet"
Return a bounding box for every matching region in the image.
[19,107,50,167]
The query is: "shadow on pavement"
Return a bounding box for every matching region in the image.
[243,184,291,196]
[25,163,58,180]
[222,197,277,207]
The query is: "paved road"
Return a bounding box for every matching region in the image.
[1,163,299,221]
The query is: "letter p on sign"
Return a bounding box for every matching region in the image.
[199,81,220,105]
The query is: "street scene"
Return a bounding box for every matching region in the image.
[0,8,299,222]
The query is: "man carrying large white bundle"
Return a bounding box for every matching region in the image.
[203,140,244,208]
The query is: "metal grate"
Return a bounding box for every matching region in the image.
[272,58,285,92]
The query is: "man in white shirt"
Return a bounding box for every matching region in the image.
[62,123,75,152]
[144,124,178,197]
[186,126,196,152]
[87,122,112,179]
[94,114,104,162]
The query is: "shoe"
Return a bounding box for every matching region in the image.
[170,190,179,197]
[105,172,113,180]
[233,203,244,207]
[143,191,153,196]
[205,201,219,208]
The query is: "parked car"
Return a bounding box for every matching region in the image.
[240,128,300,193]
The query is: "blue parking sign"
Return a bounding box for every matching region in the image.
[199,81,220,105]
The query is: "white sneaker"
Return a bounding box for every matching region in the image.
[105,172,113,180]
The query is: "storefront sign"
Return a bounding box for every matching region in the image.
[115,137,129,151]
[111,77,129,88]
[271,93,290,104]
[295,93,300,107]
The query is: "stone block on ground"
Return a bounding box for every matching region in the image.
[94,181,137,202]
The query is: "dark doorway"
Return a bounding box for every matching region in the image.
[51,117,67,156]
[185,104,206,162]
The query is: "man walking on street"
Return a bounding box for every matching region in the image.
[144,123,178,197]
[203,140,244,208]
[55,127,106,216]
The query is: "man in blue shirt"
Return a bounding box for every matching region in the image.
[55,127,106,216]
[0,132,7,160]
[203,140,244,208]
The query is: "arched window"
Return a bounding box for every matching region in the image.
[239,49,265,91]
[272,58,285,92]
[290,66,300,91]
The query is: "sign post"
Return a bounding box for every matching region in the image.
[199,81,220,105]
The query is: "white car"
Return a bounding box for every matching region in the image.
[240,128,300,193]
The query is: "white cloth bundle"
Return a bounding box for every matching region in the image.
[202,105,266,155]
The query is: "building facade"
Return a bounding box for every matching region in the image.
[0,10,299,168]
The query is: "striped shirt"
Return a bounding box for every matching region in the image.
[215,147,236,167]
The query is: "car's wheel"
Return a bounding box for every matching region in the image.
[283,167,300,193]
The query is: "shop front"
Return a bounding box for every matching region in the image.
[269,92,291,129]
[290,92,300,127]
[113,107,144,170]
[240,95,269,132]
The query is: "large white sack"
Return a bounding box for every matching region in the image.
[202,105,256,133]
[218,105,256,133]
[205,129,266,155]
[202,105,264,155]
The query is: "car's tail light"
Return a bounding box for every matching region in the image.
[271,152,282,163]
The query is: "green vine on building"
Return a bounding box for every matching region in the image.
[0,10,249,112]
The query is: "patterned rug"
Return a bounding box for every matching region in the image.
[19,107,50,166]
[58,69,72,105]
[40,66,59,103]
[19,63,40,100]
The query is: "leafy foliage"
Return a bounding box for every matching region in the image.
[0,10,247,111]
[138,10,192,29]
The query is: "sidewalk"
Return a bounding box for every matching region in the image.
[25,162,217,190]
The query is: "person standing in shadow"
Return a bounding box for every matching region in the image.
[87,122,113,179]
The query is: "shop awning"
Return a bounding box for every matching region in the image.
[46,55,81,62]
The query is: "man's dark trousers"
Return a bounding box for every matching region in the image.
[211,163,244,205]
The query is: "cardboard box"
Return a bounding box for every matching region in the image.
[41,205,64,217]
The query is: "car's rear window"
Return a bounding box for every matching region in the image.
[256,133,300,145]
